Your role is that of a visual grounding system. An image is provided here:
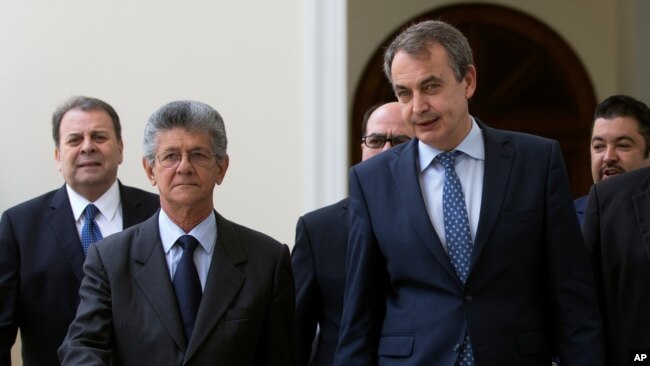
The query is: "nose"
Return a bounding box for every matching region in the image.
[603,146,618,163]
[412,92,429,115]
[175,154,194,173]
[80,136,95,153]
[382,141,393,152]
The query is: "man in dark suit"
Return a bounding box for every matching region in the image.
[0,96,159,366]
[583,157,650,362]
[574,95,650,225]
[292,102,413,366]
[58,100,296,365]
[334,20,604,366]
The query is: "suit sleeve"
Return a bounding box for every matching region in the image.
[58,244,113,365]
[545,142,605,365]
[260,244,297,366]
[0,212,19,366]
[291,217,320,366]
[334,167,386,365]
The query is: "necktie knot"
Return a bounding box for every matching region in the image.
[435,150,461,170]
[84,204,99,220]
[177,235,199,252]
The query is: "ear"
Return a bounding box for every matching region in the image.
[143,157,157,186]
[54,147,62,171]
[463,65,477,100]
[117,140,124,164]
[215,155,229,185]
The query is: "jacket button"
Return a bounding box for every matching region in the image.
[464,295,474,304]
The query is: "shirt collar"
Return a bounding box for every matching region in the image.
[159,209,217,255]
[418,117,485,172]
[67,180,120,221]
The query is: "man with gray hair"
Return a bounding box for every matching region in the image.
[0,96,159,366]
[335,20,604,366]
[58,100,296,365]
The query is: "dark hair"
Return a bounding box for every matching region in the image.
[593,95,650,157]
[143,100,227,165]
[52,96,121,147]
[384,20,474,84]
[361,103,383,137]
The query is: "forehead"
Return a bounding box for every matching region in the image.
[592,116,642,139]
[156,128,212,150]
[391,44,453,85]
[60,108,114,133]
[366,110,410,135]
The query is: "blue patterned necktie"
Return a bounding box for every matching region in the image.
[436,151,475,366]
[81,204,103,256]
[173,235,202,342]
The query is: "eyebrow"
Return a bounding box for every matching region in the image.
[394,75,444,92]
[591,135,636,143]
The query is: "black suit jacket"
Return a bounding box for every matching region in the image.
[335,122,605,366]
[583,166,650,365]
[292,198,348,366]
[58,210,296,366]
[574,195,588,226]
[0,182,159,366]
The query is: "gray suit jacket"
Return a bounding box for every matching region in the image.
[58,211,296,366]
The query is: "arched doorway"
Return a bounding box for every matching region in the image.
[351,3,596,197]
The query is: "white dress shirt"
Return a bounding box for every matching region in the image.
[418,118,485,253]
[68,180,123,239]
[159,209,216,291]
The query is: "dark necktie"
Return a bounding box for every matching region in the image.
[173,235,202,342]
[81,204,103,256]
[436,151,475,366]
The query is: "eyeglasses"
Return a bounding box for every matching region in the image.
[156,151,217,168]
[362,134,411,149]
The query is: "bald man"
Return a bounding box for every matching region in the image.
[292,102,413,366]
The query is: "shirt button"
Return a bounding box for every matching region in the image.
[464,295,474,304]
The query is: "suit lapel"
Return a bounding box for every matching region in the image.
[187,212,246,356]
[47,185,86,282]
[118,181,152,228]
[391,140,458,280]
[633,175,650,264]
[132,212,187,350]
[472,126,515,269]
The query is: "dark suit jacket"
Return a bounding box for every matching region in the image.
[334,122,605,366]
[583,166,650,365]
[0,182,158,366]
[58,210,296,366]
[574,195,588,226]
[292,198,348,366]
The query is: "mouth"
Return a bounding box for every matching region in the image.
[601,167,624,179]
[415,116,440,127]
[77,161,102,168]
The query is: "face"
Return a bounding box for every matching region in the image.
[391,43,476,151]
[590,116,650,183]
[144,128,228,214]
[55,108,123,201]
[361,103,414,161]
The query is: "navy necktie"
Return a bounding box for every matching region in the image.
[81,204,103,256]
[173,235,202,342]
[436,151,475,366]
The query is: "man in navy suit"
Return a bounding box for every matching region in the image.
[574,95,650,225]
[292,102,413,366]
[0,96,159,365]
[334,20,604,366]
[583,164,650,365]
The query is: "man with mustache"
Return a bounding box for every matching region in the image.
[574,95,650,225]
[0,96,159,365]
[581,96,650,365]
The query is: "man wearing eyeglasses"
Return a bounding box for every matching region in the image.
[59,100,296,365]
[0,96,159,366]
[292,101,413,366]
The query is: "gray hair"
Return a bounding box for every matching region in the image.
[143,100,227,165]
[383,20,474,84]
[52,96,121,147]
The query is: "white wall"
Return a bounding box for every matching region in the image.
[0,0,305,245]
